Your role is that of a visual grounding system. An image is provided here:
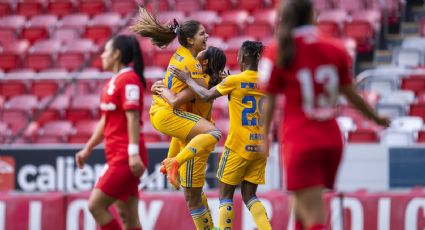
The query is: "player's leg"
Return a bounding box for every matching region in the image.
[115,196,142,230]
[180,148,214,229]
[293,186,326,230]
[160,137,184,174]
[87,188,119,229]
[218,182,236,230]
[241,181,271,230]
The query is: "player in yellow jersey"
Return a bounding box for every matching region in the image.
[170,41,272,230]
[131,8,222,230]
[152,46,227,230]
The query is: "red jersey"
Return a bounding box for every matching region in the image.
[100,68,146,166]
[259,26,352,150]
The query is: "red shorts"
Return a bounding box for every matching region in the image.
[95,164,140,201]
[282,142,343,191]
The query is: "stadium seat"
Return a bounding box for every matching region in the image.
[153,40,180,68]
[78,0,106,17]
[66,94,100,122]
[3,95,38,133]
[17,0,45,18]
[213,10,249,41]
[58,39,97,71]
[2,109,29,134]
[206,36,227,50]
[84,12,122,44]
[364,76,398,96]
[0,1,11,17]
[334,0,366,13]
[401,37,425,52]
[174,0,202,15]
[188,11,220,33]
[312,0,333,13]
[143,122,163,143]
[0,81,27,99]
[344,20,375,53]
[0,40,31,71]
[68,119,97,143]
[409,103,425,120]
[417,130,425,142]
[156,11,186,24]
[236,0,264,12]
[60,13,90,31]
[381,130,416,146]
[52,28,80,43]
[379,90,415,106]
[390,116,424,132]
[347,129,380,143]
[246,9,277,40]
[30,80,60,98]
[392,48,423,67]
[0,15,27,45]
[225,36,255,69]
[25,39,62,71]
[317,10,348,37]
[36,95,70,124]
[358,91,380,105]
[401,76,425,95]
[367,0,402,25]
[110,0,136,17]
[376,103,406,119]
[36,120,74,143]
[47,0,74,18]
[0,121,9,144]
[205,0,233,13]
[21,15,58,44]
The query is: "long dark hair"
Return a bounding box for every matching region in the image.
[204,46,226,88]
[130,7,201,48]
[277,0,313,68]
[112,34,146,88]
[241,40,264,70]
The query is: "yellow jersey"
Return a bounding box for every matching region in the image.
[187,74,214,121]
[215,70,265,160]
[150,46,204,114]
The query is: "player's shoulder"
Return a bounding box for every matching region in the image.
[116,70,141,85]
[317,35,348,56]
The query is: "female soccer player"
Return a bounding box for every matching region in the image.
[170,41,272,230]
[259,1,390,229]
[75,34,147,230]
[152,46,227,230]
[131,7,221,229]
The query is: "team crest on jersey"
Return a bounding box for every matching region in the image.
[195,62,202,71]
[125,84,140,101]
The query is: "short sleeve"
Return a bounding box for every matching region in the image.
[188,59,204,79]
[216,75,236,96]
[119,77,141,111]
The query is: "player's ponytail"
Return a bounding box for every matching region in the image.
[205,46,226,89]
[131,7,202,49]
[277,0,313,68]
[112,35,146,88]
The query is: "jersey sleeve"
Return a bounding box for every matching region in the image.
[119,75,141,111]
[216,75,236,96]
[188,59,204,79]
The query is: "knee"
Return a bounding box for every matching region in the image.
[242,193,257,207]
[88,200,101,216]
[185,192,203,210]
[208,129,222,142]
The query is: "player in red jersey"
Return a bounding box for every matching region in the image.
[75,34,147,230]
[260,1,390,230]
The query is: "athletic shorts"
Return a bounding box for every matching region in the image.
[216,147,266,186]
[150,107,201,141]
[282,142,343,191]
[95,164,140,201]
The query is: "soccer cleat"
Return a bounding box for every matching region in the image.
[159,160,167,175]
[164,157,180,190]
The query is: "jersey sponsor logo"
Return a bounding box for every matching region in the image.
[240,82,258,89]
[100,102,116,111]
[125,84,140,101]
[245,145,261,152]
[249,133,265,140]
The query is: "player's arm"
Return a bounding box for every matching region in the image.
[169,66,222,101]
[261,94,276,158]
[152,79,208,107]
[75,115,105,168]
[340,85,390,127]
[126,109,145,177]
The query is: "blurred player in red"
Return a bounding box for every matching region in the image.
[260,1,390,229]
[75,34,147,230]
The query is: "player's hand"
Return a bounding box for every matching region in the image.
[151,80,165,95]
[129,155,145,178]
[169,66,191,82]
[75,148,90,169]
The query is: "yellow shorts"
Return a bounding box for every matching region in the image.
[150,107,201,141]
[216,147,266,186]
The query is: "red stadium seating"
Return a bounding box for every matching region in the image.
[21,15,58,44]
[17,0,45,18]
[317,10,348,37]
[25,39,62,71]
[312,0,333,13]
[0,1,11,17]
[0,15,27,46]
[188,11,219,33]
[401,76,425,95]
[0,40,30,71]
[110,0,137,17]
[157,11,185,24]
[174,0,202,15]
[153,40,180,68]
[225,36,255,69]
[205,0,233,13]
[52,28,80,43]
[47,0,74,18]
[334,0,366,13]
[36,120,73,143]
[66,94,99,122]
[213,10,249,41]
[60,13,90,30]
[344,21,375,53]
[246,9,277,40]
[78,0,106,17]
[417,130,425,143]
[409,103,425,120]
[36,95,70,125]
[236,0,264,12]
[68,119,97,143]
[30,80,60,98]
[348,129,380,143]
[0,81,27,99]
[58,39,97,71]
[84,12,122,44]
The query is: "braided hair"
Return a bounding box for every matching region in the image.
[204,46,226,89]
[240,40,264,68]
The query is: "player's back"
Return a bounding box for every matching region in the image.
[225,70,265,160]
